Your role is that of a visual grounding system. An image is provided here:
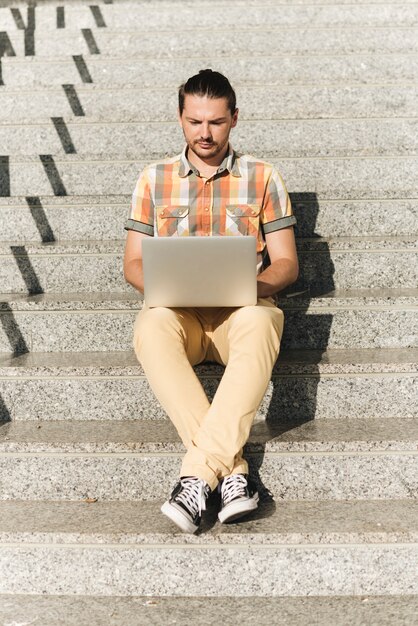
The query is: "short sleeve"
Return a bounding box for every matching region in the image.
[261,166,296,234]
[124,167,154,236]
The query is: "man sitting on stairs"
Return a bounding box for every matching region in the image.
[123,69,299,533]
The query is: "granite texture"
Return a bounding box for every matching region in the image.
[0,307,416,352]
[4,119,418,159]
[2,196,412,241]
[6,157,418,199]
[3,3,418,31]
[4,85,418,123]
[6,25,418,58]
[1,418,418,453]
[1,499,418,545]
[1,243,417,292]
[0,451,416,501]
[0,544,417,596]
[1,368,417,421]
[3,55,418,88]
[0,595,417,626]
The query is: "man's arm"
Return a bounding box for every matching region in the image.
[123,230,151,294]
[257,227,299,298]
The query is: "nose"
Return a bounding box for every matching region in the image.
[200,123,212,140]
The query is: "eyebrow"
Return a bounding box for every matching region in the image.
[185,117,228,123]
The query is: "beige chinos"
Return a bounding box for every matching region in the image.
[133,297,284,491]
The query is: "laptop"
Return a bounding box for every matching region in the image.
[142,236,257,307]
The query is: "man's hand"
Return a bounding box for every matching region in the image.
[123,230,151,293]
[257,227,299,298]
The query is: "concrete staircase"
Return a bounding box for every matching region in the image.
[0,0,417,623]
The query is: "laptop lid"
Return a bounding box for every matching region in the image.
[142,236,258,307]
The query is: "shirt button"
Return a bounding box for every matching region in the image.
[205,181,209,185]
[205,207,209,211]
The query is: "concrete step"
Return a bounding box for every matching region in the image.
[0,500,417,597]
[1,195,416,241]
[2,2,418,30]
[2,54,418,88]
[0,289,417,352]
[0,595,417,626]
[4,155,417,198]
[1,347,416,422]
[0,238,416,294]
[3,118,418,159]
[2,85,418,122]
[5,25,418,58]
[0,419,417,501]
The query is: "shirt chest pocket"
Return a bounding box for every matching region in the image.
[225,204,261,237]
[156,205,190,237]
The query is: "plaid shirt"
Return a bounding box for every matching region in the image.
[125,144,296,260]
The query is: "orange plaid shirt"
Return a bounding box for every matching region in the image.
[126,144,296,261]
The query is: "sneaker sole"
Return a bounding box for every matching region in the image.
[218,493,259,524]
[161,501,199,534]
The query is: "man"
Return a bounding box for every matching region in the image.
[124,69,298,533]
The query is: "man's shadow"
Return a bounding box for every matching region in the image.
[202,192,335,530]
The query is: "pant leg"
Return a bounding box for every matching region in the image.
[133,305,211,450]
[180,298,284,485]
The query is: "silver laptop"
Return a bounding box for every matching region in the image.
[142,236,257,307]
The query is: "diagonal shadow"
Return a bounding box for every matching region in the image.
[89,5,106,27]
[10,246,43,295]
[0,302,29,356]
[73,55,93,83]
[26,196,56,243]
[62,84,85,116]
[0,156,10,196]
[39,155,67,196]
[51,117,76,154]
[57,6,65,28]
[82,28,100,55]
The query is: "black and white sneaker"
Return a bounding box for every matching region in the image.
[218,474,259,524]
[161,476,211,533]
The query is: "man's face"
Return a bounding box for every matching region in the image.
[178,94,238,161]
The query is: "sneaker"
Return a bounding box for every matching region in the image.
[161,476,211,533]
[218,474,259,524]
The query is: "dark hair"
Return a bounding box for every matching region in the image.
[178,69,237,116]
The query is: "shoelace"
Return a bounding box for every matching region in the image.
[221,474,248,505]
[176,477,209,517]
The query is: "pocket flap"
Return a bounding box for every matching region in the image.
[156,205,189,219]
[226,204,261,217]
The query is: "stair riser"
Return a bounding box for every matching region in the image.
[2,86,417,122]
[6,26,418,57]
[1,452,417,501]
[0,309,416,353]
[1,252,416,293]
[0,545,417,597]
[2,4,418,30]
[4,120,418,159]
[2,56,418,88]
[1,201,416,241]
[4,159,417,199]
[1,374,416,421]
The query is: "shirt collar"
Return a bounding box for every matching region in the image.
[178,144,241,178]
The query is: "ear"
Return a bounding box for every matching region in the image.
[231,108,239,128]
[177,108,183,127]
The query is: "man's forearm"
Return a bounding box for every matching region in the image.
[257,258,299,298]
[124,259,145,294]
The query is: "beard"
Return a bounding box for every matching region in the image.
[188,137,227,160]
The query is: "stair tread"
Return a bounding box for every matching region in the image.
[0,498,417,545]
[1,347,417,375]
[1,289,417,310]
[0,594,416,626]
[1,418,418,453]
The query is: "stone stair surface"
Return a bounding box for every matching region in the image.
[0,0,418,621]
